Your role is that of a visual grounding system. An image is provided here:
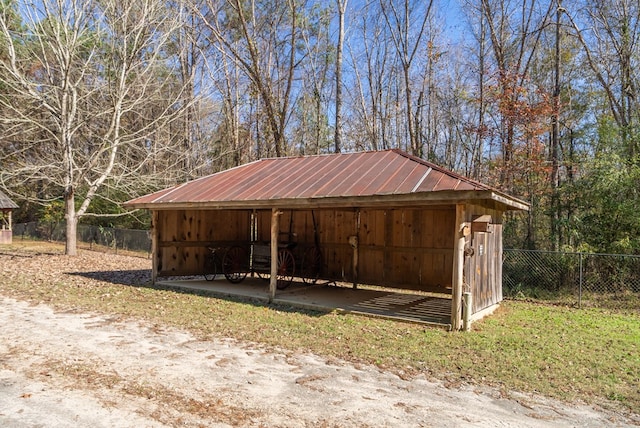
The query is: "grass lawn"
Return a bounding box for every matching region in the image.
[1,242,638,414]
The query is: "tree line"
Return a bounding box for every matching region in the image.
[1,0,639,255]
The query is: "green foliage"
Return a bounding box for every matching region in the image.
[39,200,64,224]
[566,118,640,254]
[37,200,64,240]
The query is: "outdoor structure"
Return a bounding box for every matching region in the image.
[124,150,528,330]
[0,189,18,244]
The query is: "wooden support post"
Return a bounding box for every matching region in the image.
[383,209,392,283]
[351,209,360,289]
[463,291,472,331]
[151,211,159,285]
[352,241,358,289]
[269,208,281,302]
[451,204,465,331]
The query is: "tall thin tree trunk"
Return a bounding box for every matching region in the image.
[334,0,348,153]
[475,8,485,180]
[550,0,561,250]
[64,189,77,256]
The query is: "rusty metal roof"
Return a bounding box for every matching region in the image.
[0,189,18,209]
[124,150,528,210]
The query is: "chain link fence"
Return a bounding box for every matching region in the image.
[503,249,640,311]
[13,222,151,257]
[11,222,640,310]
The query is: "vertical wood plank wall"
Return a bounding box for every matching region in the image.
[358,208,455,292]
[463,203,504,313]
[153,205,505,309]
[156,209,251,276]
[259,207,455,292]
[254,209,353,281]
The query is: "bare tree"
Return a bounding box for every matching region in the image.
[460,0,491,180]
[297,4,332,155]
[347,2,395,151]
[564,0,640,161]
[549,0,562,250]
[379,0,433,157]
[0,0,193,255]
[478,0,554,187]
[197,0,303,157]
[334,0,348,153]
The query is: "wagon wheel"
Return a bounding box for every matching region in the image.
[203,251,219,282]
[276,248,295,290]
[222,246,248,283]
[301,246,322,285]
[255,271,269,281]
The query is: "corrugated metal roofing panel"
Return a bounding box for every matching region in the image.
[324,151,395,197]
[433,174,462,192]
[225,158,290,201]
[282,155,348,198]
[201,160,266,201]
[395,163,434,194]
[356,152,413,195]
[124,149,528,210]
[342,151,395,195]
[288,154,359,198]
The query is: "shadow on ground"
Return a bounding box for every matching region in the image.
[67,270,152,286]
[67,271,452,327]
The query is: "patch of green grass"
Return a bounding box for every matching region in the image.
[1,243,639,414]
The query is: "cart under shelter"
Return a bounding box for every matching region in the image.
[124,150,528,330]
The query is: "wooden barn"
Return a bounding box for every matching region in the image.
[0,189,18,245]
[124,150,528,330]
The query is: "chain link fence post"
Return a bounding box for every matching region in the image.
[579,252,583,309]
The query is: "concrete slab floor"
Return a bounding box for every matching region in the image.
[157,276,453,329]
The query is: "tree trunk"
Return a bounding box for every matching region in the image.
[550,0,561,251]
[475,6,486,180]
[334,0,347,153]
[64,189,77,256]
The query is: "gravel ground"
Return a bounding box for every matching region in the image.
[0,246,638,427]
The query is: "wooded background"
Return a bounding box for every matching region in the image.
[1,0,639,255]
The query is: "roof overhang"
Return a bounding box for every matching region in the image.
[124,190,529,212]
[123,150,531,213]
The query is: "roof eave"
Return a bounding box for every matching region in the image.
[123,190,529,211]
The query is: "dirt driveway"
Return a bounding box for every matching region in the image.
[0,248,637,427]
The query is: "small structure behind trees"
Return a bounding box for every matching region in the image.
[0,189,18,244]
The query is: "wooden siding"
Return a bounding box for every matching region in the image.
[154,207,457,294]
[358,208,454,292]
[153,204,506,309]
[156,209,251,276]
[256,207,455,292]
[463,203,504,313]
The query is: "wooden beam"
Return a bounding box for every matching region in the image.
[451,204,465,330]
[351,209,360,289]
[269,208,281,302]
[124,190,529,212]
[384,209,393,284]
[151,211,159,285]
